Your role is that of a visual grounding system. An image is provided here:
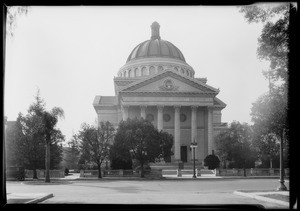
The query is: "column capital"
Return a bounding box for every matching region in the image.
[191,105,198,111]
[122,105,129,110]
[174,105,181,111]
[157,105,164,111]
[207,106,214,111]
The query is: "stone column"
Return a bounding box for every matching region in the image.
[122,105,129,121]
[157,105,164,131]
[174,105,181,161]
[140,105,147,119]
[191,106,198,159]
[207,106,213,155]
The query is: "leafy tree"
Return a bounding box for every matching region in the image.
[112,118,173,177]
[62,134,81,170]
[78,122,115,178]
[240,3,291,86]
[6,6,29,37]
[204,154,220,170]
[27,93,64,183]
[251,86,288,168]
[5,93,64,179]
[215,121,257,172]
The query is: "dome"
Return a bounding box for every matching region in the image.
[126,22,186,63]
[118,22,195,79]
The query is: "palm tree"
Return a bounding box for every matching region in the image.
[43,107,64,183]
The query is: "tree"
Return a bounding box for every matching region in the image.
[78,122,115,178]
[251,87,288,168]
[62,134,81,170]
[5,92,65,179]
[27,94,64,183]
[215,121,257,172]
[112,118,173,177]
[204,154,220,170]
[240,3,291,87]
[6,6,29,37]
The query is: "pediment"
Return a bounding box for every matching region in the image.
[120,70,219,94]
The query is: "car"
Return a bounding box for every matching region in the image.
[6,166,25,181]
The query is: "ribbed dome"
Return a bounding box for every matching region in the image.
[126,22,186,63]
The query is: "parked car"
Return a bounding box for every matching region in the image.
[6,166,25,181]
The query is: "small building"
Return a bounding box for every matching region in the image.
[93,22,227,164]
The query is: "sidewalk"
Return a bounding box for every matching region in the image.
[6,193,53,204]
[234,190,290,207]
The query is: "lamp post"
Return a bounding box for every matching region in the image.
[190,139,198,178]
[277,133,287,191]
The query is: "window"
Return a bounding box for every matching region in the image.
[180,114,186,122]
[158,66,163,73]
[146,114,154,122]
[141,67,147,76]
[149,66,155,75]
[163,114,171,122]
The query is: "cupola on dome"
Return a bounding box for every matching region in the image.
[126,22,186,63]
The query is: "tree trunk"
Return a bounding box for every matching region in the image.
[33,168,38,179]
[140,162,144,178]
[45,141,50,183]
[98,164,102,178]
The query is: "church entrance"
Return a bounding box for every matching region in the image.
[180,146,187,163]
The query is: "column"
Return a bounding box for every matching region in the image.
[174,105,181,161]
[207,106,213,155]
[191,106,198,160]
[157,105,164,131]
[122,105,129,121]
[140,105,146,119]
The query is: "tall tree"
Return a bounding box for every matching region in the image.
[62,134,81,170]
[112,118,173,177]
[5,93,65,179]
[78,122,115,178]
[240,3,290,87]
[215,121,257,172]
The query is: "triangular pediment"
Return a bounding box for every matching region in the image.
[120,69,219,94]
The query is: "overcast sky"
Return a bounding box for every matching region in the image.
[5,6,270,143]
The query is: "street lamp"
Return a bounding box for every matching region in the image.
[190,139,198,178]
[277,134,287,191]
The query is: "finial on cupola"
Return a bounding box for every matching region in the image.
[151,21,161,40]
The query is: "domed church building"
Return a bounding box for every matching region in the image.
[93,22,227,164]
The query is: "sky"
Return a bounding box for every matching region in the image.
[5,6,270,143]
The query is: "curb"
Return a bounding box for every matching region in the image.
[25,193,54,204]
[233,191,289,207]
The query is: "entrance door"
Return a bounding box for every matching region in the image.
[181,146,187,163]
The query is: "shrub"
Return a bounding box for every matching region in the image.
[110,157,132,170]
[204,154,220,170]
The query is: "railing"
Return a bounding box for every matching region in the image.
[80,169,162,178]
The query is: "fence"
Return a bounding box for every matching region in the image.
[80,169,163,178]
[25,169,65,178]
[216,168,289,177]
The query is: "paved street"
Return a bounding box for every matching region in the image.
[6,179,289,208]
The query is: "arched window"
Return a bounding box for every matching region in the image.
[149,66,155,75]
[174,67,179,72]
[141,67,147,76]
[134,68,139,77]
[158,66,163,73]
[128,69,132,77]
[186,71,189,77]
[181,68,185,74]
[124,71,127,77]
